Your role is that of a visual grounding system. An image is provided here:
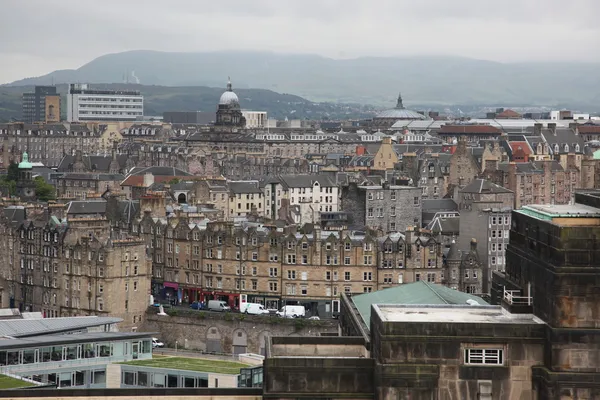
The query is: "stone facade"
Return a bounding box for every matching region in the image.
[448,136,480,191]
[0,206,150,331]
[341,182,422,232]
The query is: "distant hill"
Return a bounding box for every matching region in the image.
[4,50,600,110]
[0,83,377,122]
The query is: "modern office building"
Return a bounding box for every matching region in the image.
[22,86,61,123]
[67,84,143,122]
[241,111,267,128]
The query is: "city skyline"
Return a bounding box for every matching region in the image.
[1,0,600,83]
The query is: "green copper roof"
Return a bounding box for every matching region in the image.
[18,152,32,169]
[352,281,488,327]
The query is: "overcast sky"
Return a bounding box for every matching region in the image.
[1,0,599,84]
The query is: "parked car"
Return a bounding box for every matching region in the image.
[189,301,204,310]
[152,338,164,348]
[276,305,306,318]
[240,302,270,315]
[207,300,231,312]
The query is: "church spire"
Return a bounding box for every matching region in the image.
[227,77,232,92]
[396,92,405,109]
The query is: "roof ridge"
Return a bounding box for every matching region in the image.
[422,281,450,304]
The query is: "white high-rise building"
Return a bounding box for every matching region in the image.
[67,84,144,122]
[241,110,267,128]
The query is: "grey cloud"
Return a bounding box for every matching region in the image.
[1,0,599,83]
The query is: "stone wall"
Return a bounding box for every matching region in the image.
[139,308,338,355]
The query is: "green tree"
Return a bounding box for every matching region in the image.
[7,162,19,182]
[34,176,55,202]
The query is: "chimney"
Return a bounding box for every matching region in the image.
[533,123,542,135]
[470,238,477,252]
[548,123,557,135]
[143,173,154,187]
[405,225,414,245]
[569,122,579,135]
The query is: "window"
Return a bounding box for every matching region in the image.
[363,255,373,265]
[413,196,420,206]
[390,206,396,217]
[345,271,351,281]
[345,242,351,251]
[363,272,372,281]
[286,254,296,264]
[269,267,278,277]
[287,270,296,280]
[269,282,278,292]
[464,348,503,365]
[344,256,350,265]
[415,273,421,282]
[390,191,396,200]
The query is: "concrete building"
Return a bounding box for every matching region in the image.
[341,182,421,232]
[67,84,143,122]
[457,179,514,294]
[241,111,267,128]
[22,86,61,123]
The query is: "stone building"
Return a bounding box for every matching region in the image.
[341,181,422,232]
[491,192,600,398]
[457,179,514,294]
[0,122,101,169]
[444,239,484,294]
[370,93,429,130]
[0,203,150,331]
[448,136,480,192]
[215,79,246,130]
[376,228,444,289]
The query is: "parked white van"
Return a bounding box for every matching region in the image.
[207,300,231,312]
[240,302,270,315]
[276,305,306,318]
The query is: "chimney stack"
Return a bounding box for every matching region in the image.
[470,238,477,252]
[548,123,557,135]
[534,123,542,136]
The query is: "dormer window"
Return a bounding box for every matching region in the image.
[554,144,559,153]
[575,144,580,152]
[564,144,569,152]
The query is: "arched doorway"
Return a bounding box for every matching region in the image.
[232,329,248,355]
[177,193,187,204]
[206,326,222,353]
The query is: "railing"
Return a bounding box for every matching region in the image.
[503,289,532,306]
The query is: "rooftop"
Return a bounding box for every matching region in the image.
[374,304,545,324]
[120,356,249,375]
[0,316,122,338]
[352,281,488,327]
[519,203,600,222]
[0,375,35,389]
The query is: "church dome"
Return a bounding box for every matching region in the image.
[219,78,240,106]
[18,152,32,169]
[375,92,429,120]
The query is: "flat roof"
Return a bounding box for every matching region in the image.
[519,204,600,220]
[373,304,545,325]
[120,356,250,375]
[0,316,123,338]
[0,332,154,350]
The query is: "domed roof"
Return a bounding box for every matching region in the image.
[375,92,429,120]
[219,78,240,106]
[18,152,32,169]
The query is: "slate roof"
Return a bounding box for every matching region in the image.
[0,316,122,338]
[461,179,513,194]
[438,125,502,135]
[66,200,107,215]
[428,216,460,234]
[279,174,336,189]
[128,166,192,176]
[57,154,129,173]
[228,181,262,194]
[3,206,26,224]
[541,128,585,154]
[351,281,488,327]
[422,199,458,212]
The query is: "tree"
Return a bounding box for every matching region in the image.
[34,176,55,202]
[7,162,19,182]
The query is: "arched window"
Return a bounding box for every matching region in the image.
[575,144,580,152]
[554,144,559,153]
[564,144,569,152]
